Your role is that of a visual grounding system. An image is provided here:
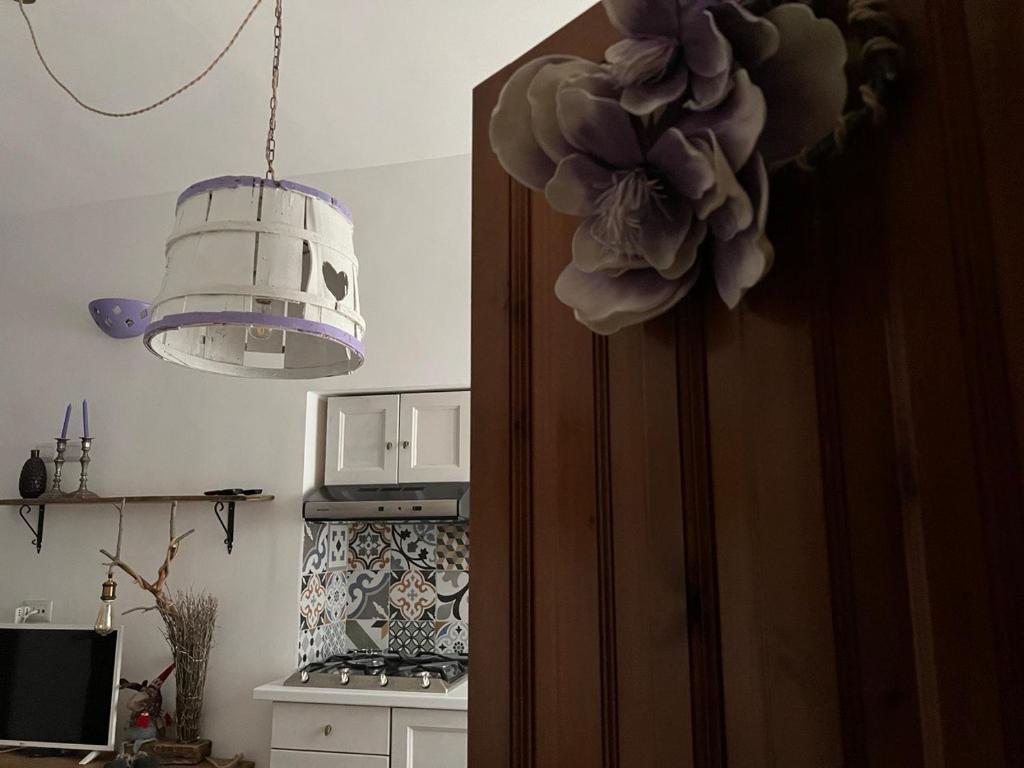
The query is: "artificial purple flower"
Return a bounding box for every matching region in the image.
[489,55,605,190]
[488,0,849,333]
[603,1,848,165]
[546,72,770,331]
[603,0,780,114]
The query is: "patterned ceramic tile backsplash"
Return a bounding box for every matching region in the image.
[299,521,469,665]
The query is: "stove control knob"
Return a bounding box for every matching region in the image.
[300,670,310,684]
[419,671,432,689]
[379,672,389,687]
[339,668,351,686]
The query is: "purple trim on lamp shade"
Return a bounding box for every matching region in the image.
[89,298,152,339]
[143,310,365,362]
[176,176,353,222]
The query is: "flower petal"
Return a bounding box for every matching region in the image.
[602,0,680,38]
[572,221,646,274]
[620,66,690,116]
[751,3,848,163]
[557,87,644,169]
[545,154,615,217]
[660,219,708,280]
[528,59,604,164]
[555,262,701,335]
[490,55,575,189]
[565,69,623,100]
[713,232,775,308]
[648,127,716,202]
[681,9,732,78]
[689,130,753,233]
[713,153,774,307]
[686,69,732,111]
[676,69,766,169]
[709,1,780,67]
[639,205,693,272]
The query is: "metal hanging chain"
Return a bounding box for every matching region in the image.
[15,0,265,118]
[265,0,284,180]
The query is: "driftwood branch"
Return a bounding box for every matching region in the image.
[99,500,195,616]
[122,605,160,615]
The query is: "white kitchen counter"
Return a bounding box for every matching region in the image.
[253,676,468,711]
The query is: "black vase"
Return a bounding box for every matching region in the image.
[19,449,47,499]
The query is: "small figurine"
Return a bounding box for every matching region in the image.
[119,663,174,753]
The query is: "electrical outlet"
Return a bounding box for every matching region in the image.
[19,599,53,623]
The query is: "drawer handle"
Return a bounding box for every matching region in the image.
[323,724,333,736]
[386,441,393,451]
[402,440,410,449]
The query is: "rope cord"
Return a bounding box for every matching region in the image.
[15,0,264,118]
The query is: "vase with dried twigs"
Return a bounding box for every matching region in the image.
[101,500,219,745]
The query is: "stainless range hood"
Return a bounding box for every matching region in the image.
[303,483,470,521]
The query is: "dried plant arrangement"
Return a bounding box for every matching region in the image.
[101,501,219,745]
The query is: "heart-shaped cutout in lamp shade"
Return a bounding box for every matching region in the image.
[89,298,152,339]
[144,176,366,379]
[322,262,349,301]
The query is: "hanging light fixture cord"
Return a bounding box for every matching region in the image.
[265,0,284,180]
[15,0,265,118]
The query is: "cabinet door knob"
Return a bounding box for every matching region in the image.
[402,440,410,449]
[323,724,333,736]
[386,441,393,451]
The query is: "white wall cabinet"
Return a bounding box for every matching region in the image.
[390,708,468,768]
[325,394,400,485]
[325,391,469,486]
[398,391,471,483]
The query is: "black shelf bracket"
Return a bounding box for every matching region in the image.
[19,504,45,554]
[212,501,236,554]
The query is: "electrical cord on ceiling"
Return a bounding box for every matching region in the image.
[14,0,265,118]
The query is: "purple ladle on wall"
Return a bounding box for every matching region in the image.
[89,298,151,339]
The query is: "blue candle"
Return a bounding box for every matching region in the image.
[82,400,90,438]
[60,403,71,439]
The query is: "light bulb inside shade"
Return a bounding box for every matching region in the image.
[94,601,114,636]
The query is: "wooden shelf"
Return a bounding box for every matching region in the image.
[3,493,274,554]
[0,493,273,505]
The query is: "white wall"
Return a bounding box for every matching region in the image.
[0,154,470,762]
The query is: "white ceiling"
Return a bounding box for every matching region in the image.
[0,0,593,217]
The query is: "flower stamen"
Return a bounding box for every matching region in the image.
[592,169,667,257]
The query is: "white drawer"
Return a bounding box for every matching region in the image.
[270,749,389,768]
[271,702,390,755]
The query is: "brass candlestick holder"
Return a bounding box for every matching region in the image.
[38,437,69,499]
[70,437,99,499]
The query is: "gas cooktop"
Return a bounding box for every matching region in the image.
[284,652,468,693]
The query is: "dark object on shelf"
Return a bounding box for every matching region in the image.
[204,488,262,496]
[18,449,47,499]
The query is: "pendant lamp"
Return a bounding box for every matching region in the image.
[143,2,365,378]
[15,0,365,377]
[143,175,365,378]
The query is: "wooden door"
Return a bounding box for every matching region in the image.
[398,391,472,484]
[469,3,1024,768]
[325,394,401,486]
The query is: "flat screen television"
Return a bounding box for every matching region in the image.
[0,624,122,755]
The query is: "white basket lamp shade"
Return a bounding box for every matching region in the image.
[144,176,365,378]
